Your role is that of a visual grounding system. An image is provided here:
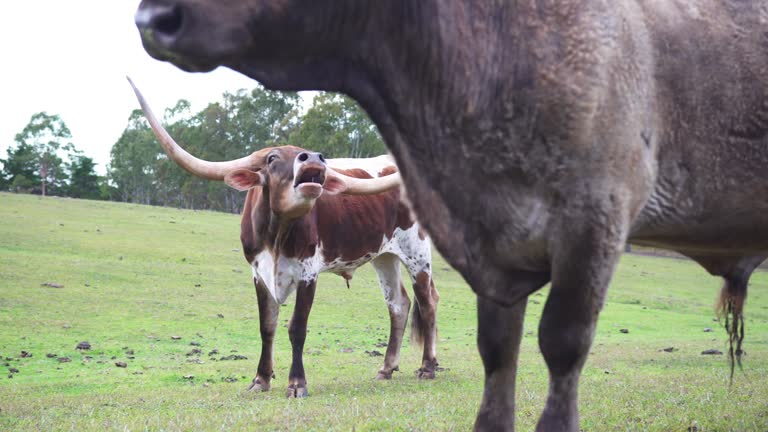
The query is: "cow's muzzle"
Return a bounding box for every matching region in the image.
[135,1,216,72]
[135,3,184,42]
[294,153,327,199]
[136,2,183,48]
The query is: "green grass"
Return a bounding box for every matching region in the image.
[0,191,766,431]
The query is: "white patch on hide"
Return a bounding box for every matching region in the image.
[252,250,310,304]
[380,224,433,280]
[251,218,431,307]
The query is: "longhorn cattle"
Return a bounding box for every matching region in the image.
[134,1,768,430]
[128,80,440,398]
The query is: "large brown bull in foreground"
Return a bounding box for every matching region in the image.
[134,1,768,430]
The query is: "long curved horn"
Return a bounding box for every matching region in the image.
[127,77,262,180]
[327,168,402,195]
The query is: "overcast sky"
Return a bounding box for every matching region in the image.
[1,1,298,175]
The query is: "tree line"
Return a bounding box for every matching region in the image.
[0,88,386,213]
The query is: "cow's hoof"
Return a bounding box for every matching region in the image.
[286,385,308,398]
[246,376,270,392]
[376,365,399,380]
[415,368,436,379]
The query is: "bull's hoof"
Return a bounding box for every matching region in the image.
[246,376,271,392]
[286,385,308,398]
[416,359,438,379]
[415,367,436,379]
[376,365,398,380]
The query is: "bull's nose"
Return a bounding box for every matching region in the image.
[297,152,326,164]
[135,2,185,43]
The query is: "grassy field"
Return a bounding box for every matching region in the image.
[0,191,766,431]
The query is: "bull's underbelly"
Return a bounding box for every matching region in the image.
[250,224,428,304]
[629,155,768,256]
[629,210,768,256]
[251,248,368,304]
[629,230,768,256]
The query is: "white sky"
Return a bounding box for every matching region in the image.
[0,1,300,175]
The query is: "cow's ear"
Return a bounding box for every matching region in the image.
[322,174,348,195]
[225,169,265,191]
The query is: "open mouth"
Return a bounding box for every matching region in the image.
[294,167,325,188]
[294,166,326,199]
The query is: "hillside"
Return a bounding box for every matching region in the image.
[0,192,766,431]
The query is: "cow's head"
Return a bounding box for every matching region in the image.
[127,78,401,219]
[134,0,379,90]
[224,146,346,219]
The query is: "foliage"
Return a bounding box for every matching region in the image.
[108,87,302,213]
[66,154,102,200]
[13,112,75,196]
[109,109,166,205]
[1,193,767,431]
[287,93,386,158]
[2,113,107,201]
[3,87,388,211]
[0,143,40,193]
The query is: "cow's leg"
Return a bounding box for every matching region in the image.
[286,279,317,398]
[474,271,549,432]
[536,210,629,432]
[247,277,279,392]
[407,265,439,379]
[371,253,411,379]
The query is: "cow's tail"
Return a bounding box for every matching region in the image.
[410,299,425,348]
[717,277,748,382]
[410,278,438,348]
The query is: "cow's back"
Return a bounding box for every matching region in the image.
[314,165,413,264]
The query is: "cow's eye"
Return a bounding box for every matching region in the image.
[267,155,277,165]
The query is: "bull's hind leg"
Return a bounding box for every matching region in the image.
[247,278,279,392]
[536,208,629,432]
[286,279,317,397]
[406,262,439,379]
[371,253,411,379]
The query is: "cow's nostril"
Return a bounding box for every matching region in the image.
[318,153,325,163]
[153,4,184,37]
[298,153,309,162]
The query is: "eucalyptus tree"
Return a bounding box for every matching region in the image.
[288,93,385,158]
[13,112,75,196]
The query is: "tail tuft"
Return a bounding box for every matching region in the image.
[717,279,747,382]
[410,301,425,348]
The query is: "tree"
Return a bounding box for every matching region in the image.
[0,142,40,193]
[222,87,301,152]
[109,87,301,213]
[66,154,101,199]
[14,112,74,196]
[188,88,300,212]
[109,109,163,204]
[287,93,386,158]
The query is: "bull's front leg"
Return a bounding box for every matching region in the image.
[286,279,317,397]
[247,277,279,392]
[474,270,550,432]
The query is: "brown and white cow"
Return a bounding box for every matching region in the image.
[129,80,440,397]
